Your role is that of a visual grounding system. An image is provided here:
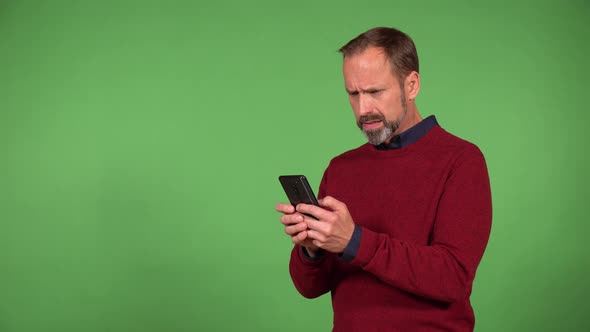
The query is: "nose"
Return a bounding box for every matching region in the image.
[358,94,373,116]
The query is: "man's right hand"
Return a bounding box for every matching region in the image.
[276,203,320,257]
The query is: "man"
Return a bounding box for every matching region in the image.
[276,27,492,331]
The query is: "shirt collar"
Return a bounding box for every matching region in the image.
[375,115,438,150]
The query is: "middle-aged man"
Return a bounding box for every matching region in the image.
[276,27,492,331]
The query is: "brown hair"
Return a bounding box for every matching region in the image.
[339,27,419,85]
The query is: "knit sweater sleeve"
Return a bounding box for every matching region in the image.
[350,145,492,303]
[288,169,335,299]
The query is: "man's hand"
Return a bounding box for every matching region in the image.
[296,196,355,254]
[276,203,321,256]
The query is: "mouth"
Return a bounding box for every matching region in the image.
[362,120,383,130]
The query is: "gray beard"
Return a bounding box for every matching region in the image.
[363,120,399,145]
[359,92,407,145]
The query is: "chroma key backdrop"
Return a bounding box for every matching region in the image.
[1,1,588,331]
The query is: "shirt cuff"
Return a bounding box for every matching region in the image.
[339,225,362,262]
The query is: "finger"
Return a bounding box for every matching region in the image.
[307,229,326,242]
[285,222,308,236]
[292,230,309,244]
[280,213,304,225]
[296,203,333,221]
[312,239,323,249]
[318,196,346,211]
[305,217,329,233]
[276,203,295,214]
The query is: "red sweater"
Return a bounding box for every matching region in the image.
[289,125,492,331]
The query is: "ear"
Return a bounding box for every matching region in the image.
[404,71,420,101]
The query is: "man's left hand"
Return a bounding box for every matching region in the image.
[296,196,356,254]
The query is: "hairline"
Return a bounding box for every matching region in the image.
[341,46,407,89]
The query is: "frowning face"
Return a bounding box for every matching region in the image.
[343,47,408,145]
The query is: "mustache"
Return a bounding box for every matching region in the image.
[358,114,385,123]
[357,114,385,129]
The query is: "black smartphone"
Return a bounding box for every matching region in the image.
[278,175,320,209]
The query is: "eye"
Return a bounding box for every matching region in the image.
[368,89,383,95]
[347,91,359,97]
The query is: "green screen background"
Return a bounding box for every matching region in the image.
[1,0,588,331]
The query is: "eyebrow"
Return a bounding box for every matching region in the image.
[345,87,385,94]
